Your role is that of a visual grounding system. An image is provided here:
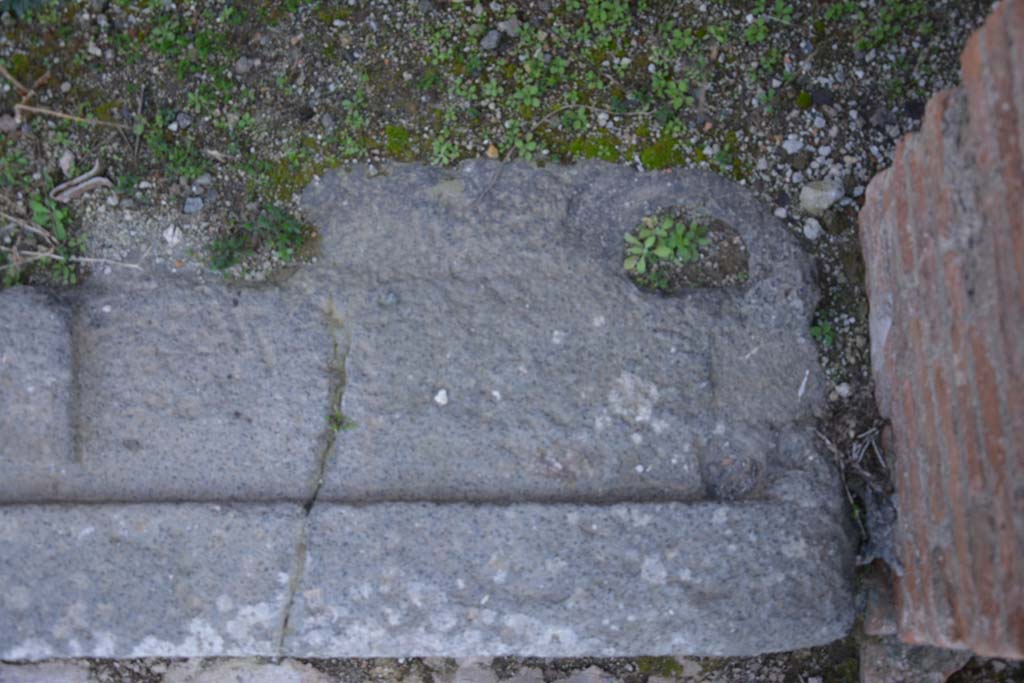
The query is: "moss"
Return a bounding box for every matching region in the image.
[314,5,353,24]
[640,134,685,170]
[796,90,813,109]
[261,153,339,202]
[92,99,123,122]
[567,131,621,162]
[384,124,414,160]
[7,53,33,82]
[635,657,685,678]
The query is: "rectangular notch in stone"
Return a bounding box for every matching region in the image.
[66,281,335,501]
[1,281,336,502]
[0,287,75,501]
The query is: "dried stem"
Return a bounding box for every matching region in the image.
[15,104,130,130]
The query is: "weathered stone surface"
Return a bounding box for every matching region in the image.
[0,504,302,660]
[298,162,826,503]
[0,162,852,659]
[1,278,335,502]
[0,662,90,683]
[858,0,1024,658]
[284,501,854,657]
[0,288,74,500]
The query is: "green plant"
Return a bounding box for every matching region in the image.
[30,196,69,242]
[664,216,709,262]
[430,132,459,166]
[209,232,249,270]
[857,0,928,49]
[707,23,730,44]
[811,320,835,347]
[0,148,29,186]
[824,0,857,22]
[209,206,309,270]
[328,410,357,432]
[514,132,538,160]
[772,0,794,23]
[561,107,589,132]
[744,18,769,45]
[624,213,710,285]
[248,206,308,261]
[29,195,83,284]
[623,216,673,275]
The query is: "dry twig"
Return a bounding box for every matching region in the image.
[2,61,128,130]
[14,104,130,130]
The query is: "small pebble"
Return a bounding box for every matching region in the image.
[480,30,501,50]
[434,389,449,406]
[803,218,823,241]
[183,197,203,214]
[163,225,182,246]
[799,179,844,215]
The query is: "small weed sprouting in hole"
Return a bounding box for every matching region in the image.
[623,213,710,289]
[811,320,835,347]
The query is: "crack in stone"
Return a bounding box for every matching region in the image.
[275,303,351,656]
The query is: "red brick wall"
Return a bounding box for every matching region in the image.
[859,0,1024,659]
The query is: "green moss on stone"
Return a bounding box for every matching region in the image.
[568,131,621,162]
[640,135,685,170]
[635,657,685,678]
[314,6,353,24]
[385,124,413,160]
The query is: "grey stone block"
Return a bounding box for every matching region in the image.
[0,662,90,683]
[0,504,303,660]
[0,162,853,659]
[283,501,854,657]
[0,288,74,500]
[298,162,825,504]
